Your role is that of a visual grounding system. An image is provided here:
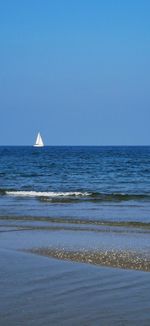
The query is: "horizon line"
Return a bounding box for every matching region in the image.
[0,144,150,147]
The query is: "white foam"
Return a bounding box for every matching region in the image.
[6,191,90,198]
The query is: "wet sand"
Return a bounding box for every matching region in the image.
[27,247,150,272]
[1,219,150,325]
[1,248,150,326]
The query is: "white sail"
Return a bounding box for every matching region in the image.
[34,132,44,147]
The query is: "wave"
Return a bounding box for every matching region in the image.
[2,190,150,202]
[5,190,90,198]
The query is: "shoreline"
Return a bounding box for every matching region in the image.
[25,247,150,272]
[1,248,150,325]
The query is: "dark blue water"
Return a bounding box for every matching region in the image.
[0,146,150,223]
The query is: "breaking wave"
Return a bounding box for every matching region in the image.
[5,190,90,198]
[2,190,150,202]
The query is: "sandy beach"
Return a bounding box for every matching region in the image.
[0,219,150,325]
[27,247,150,272]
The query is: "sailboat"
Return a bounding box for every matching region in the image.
[34,132,44,147]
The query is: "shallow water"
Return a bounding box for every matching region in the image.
[0,247,150,326]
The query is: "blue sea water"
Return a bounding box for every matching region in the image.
[0,146,150,224]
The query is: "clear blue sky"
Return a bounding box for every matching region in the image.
[0,0,150,145]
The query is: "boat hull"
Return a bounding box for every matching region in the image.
[33,145,44,147]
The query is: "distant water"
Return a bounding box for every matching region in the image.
[0,146,150,222]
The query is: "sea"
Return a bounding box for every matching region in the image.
[0,146,150,325]
[1,146,150,226]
